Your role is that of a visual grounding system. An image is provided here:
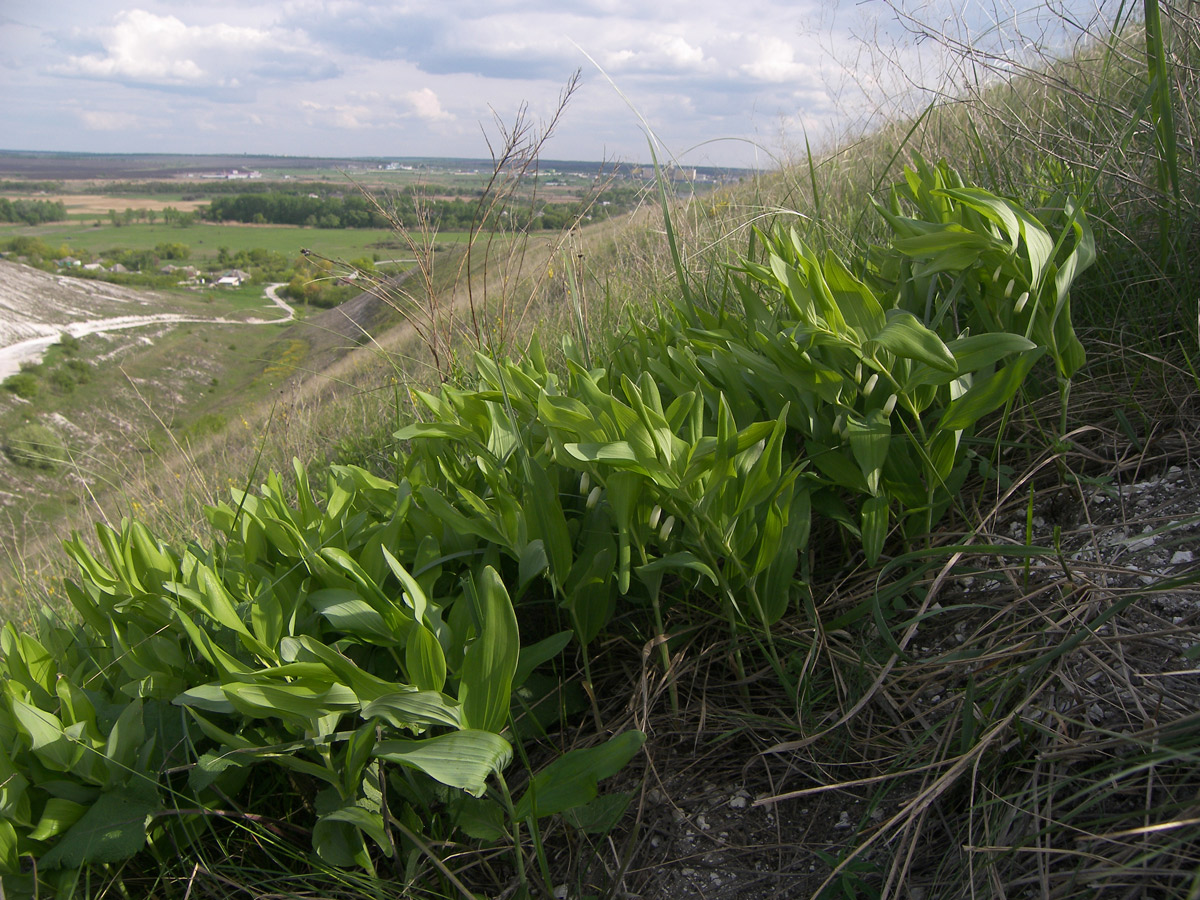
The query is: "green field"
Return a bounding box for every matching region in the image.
[0,220,473,264]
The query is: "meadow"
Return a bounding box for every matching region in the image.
[0,4,1197,899]
[0,219,472,264]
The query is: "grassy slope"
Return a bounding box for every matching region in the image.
[3,7,1199,897]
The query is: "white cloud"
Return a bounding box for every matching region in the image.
[54,9,337,94]
[405,88,451,121]
[741,37,813,83]
[78,109,142,130]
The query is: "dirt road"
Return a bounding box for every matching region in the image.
[0,259,291,379]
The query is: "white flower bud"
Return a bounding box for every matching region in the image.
[649,505,662,529]
[586,486,602,509]
[883,393,898,416]
[1014,291,1030,314]
[659,515,676,542]
[579,472,590,495]
[1004,278,1016,299]
[864,374,879,394]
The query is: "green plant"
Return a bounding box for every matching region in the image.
[3,423,67,471]
[0,458,643,895]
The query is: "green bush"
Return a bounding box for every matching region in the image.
[3,423,68,470]
[2,372,40,400]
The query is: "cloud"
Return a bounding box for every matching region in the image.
[53,9,339,97]
[78,109,142,131]
[299,87,453,129]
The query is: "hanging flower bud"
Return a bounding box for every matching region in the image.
[579,472,590,495]
[586,486,602,509]
[1014,291,1030,314]
[659,515,676,542]
[864,374,879,395]
[1004,278,1016,299]
[649,504,662,529]
[883,393,898,416]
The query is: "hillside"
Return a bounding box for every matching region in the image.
[0,5,1198,898]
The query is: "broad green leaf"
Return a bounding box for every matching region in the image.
[459,567,519,733]
[362,691,462,730]
[222,681,359,723]
[524,457,572,587]
[861,494,890,566]
[309,588,398,644]
[513,731,645,820]
[0,819,17,874]
[11,699,77,772]
[39,783,159,869]
[406,624,447,692]
[28,798,87,842]
[869,312,957,373]
[635,553,718,586]
[514,631,573,688]
[104,699,145,782]
[452,795,507,842]
[938,349,1043,433]
[845,409,891,496]
[563,791,634,835]
[374,729,512,797]
[322,804,391,857]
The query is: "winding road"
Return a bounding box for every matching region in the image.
[0,281,294,381]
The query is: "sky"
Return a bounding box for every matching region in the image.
[0,1,1112,169]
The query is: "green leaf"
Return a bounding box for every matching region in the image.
[459,567,519,734]
[513,731,645,820]
[514,631,573,688]
[308,589,398,644]
[374,729,512,797]
[563,791,634,834]
[11,699,77,772]
[452,795,507,842]
[362,691,462,730]
[870,312,957,373]
[28,798,87,842]
[861,494,890,566]
[222,681,359,723]
[845,409,891,496]
[938,349,1043,433]
[39,783,159,869]
[405,624,447,692]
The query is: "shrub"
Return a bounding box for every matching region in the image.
[2,372,40,399]
[3,422,68,470]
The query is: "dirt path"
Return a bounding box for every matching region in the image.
[0,260,292,379]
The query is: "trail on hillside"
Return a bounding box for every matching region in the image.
[0,259,292,379]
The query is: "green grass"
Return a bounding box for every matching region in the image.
[0,220,474,263]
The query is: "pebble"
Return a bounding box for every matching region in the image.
[1171,550,1194,565]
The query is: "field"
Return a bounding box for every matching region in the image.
[0,219,473,263]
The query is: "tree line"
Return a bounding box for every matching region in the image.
[201,191,608,232]
[0,198,68,224]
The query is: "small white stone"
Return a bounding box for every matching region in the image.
[553,885,568,900]
[1171,550,1194,565]
[834,810,852,829]
[729,795,747,809]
